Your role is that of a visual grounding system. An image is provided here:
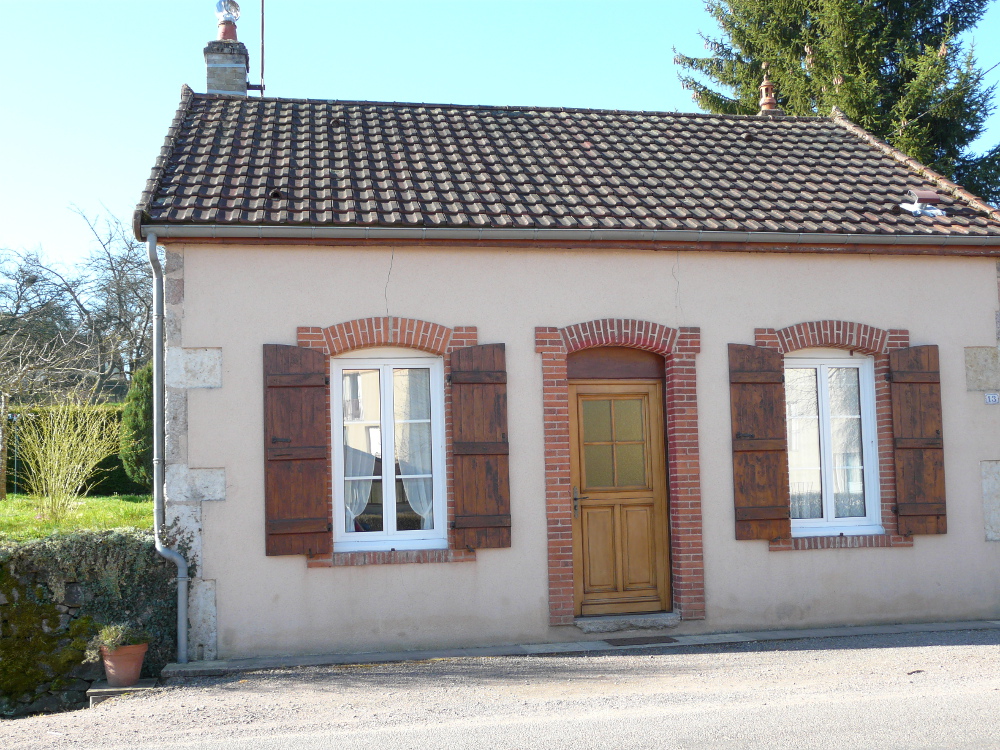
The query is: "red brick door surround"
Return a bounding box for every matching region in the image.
[536,320,705,625]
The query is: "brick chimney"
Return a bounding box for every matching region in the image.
[204,1,248,95]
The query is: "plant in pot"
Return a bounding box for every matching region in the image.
[84,623,150,687]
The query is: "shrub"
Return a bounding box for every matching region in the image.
[6,404,146,497]
[119,363,153,491]
[17,396,122,521]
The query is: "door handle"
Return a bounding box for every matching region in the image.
[573,486,589,518]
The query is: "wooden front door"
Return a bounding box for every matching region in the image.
[570,381,670,616]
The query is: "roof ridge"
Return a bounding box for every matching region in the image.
[189,92,828,122]
[830,106,1000,222]
[133,85,197,240]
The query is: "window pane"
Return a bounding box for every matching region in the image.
[786,368,822,519]
[393,368,431,420]
[828,368,865,518]
[616,443,646,486]
[346,478,383,532]
[399,477,433,530]
[582,400,612,442]
[395,422,432,475]
[584,444,614,487]
[790,470,823,519]
[613,399,644,442]
[828,367,861,416]
[343,369,380,423]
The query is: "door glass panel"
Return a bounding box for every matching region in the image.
[786,368,822,519]
[584,444,614,487]
[616,443,646,486]
[613,399,644,442]
[346,478,383,532]
[582,400,612,442]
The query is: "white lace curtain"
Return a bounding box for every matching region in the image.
[399,463,433,530]
[344,445,376,529]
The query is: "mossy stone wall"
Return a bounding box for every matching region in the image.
[0,530,177,717]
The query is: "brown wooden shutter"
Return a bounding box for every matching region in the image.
[890,345,946,535]
[263,344,332,556]
[450,343,511,549]
[729,344,791,540]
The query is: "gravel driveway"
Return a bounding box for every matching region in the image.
[3,629,1000,750]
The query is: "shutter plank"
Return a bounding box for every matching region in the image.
[450,343,511,550]
[890,345,946,535]
[729,344,791,541]
[264,344,331,556]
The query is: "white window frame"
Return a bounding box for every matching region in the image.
[331,353,447,552]
[784,352,883,537]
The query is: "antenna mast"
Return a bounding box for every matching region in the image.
[259,0,265,96]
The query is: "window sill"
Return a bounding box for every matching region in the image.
[307,548,476,568]
[770,534,913,552]
[331,538,449,553]
[791,524,885,538]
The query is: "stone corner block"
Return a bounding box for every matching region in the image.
[982,460,1000,541]
[166,465,227,503]
[964,347,1000,391]
[188,578,218,662]
[166,347,223,389]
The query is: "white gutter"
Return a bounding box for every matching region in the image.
[147,233,190,664]
[138,225,1000,247]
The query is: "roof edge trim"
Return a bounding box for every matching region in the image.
[132,85,197,241]
[137,224,1000,247]
[830,107,1000,223]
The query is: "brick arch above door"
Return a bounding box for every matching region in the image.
[536,319,704,625]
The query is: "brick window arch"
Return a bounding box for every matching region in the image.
[754,321,913,551]
[536,319,704,625]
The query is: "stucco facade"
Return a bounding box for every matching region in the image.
[162,243,1000,659]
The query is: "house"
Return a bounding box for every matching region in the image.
[134,16,1000,661]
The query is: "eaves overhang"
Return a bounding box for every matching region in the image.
[136,224,1000,254]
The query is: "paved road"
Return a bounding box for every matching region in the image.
[4,629,1000,750]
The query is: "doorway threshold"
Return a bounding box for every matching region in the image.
[574,611,681,634]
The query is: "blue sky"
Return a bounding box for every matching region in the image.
[2,0,999,266]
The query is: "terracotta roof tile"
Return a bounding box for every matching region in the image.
[135,88,1000,238]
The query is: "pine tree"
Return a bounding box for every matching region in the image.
[119,362,153,491]
[674,0,1000,203]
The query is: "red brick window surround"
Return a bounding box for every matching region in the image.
[754,320,913,552]
[536,320,705,625]
[296,317,479,568]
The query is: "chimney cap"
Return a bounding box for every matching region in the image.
[758,66,785,116]
[215,0,240,40]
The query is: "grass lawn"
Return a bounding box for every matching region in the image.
[0,494,153,542]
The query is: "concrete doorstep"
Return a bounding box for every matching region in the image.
[86,678,159,707]
[159,618,1000,681]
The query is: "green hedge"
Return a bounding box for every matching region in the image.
[0,529,176,716]
[6,404,148,496]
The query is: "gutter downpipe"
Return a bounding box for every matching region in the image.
[147,233,189,664]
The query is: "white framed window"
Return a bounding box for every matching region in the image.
[784,351,883,537]
[331,351,446,552]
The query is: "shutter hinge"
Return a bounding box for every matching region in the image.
[885,371,893,382]
[449,521,456,529]
[446,374,452,385]
[325,376,330,385]
[327,522,333,532]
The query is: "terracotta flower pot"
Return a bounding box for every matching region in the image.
[100,643,148,687]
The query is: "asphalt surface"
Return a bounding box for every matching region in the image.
[3,628,1000,750]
